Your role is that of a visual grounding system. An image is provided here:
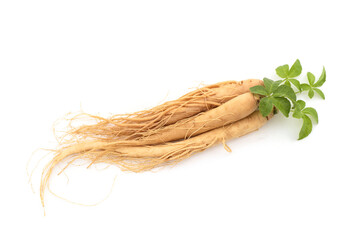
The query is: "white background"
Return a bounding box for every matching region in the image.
[1,0,359,239]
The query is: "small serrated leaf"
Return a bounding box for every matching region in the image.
[272,85,297,103]
[250,85,268,96]
[298,115,313,140]
[308,88,314,98]
[313,67,326,87]
[284,80,291,87]
[302,107,318,124]
[276,64,289,78]
[259,97,273,117]
[288,78,301,91]
[307,72,315,85]
[293,109,303,119]
[294,100,306,110]
[288,59,302,78]
[293,100,305,119]
[300,83,311,91]
[263,78,282,93]
[263,78,274,92]
[313,88,325,99]
[271,97,291,117]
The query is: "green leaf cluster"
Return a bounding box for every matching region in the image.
[250,59,326,140]
[251,78,296,117]
[275,59,302,90]
[292,100,318,139]
[300,68,326,99]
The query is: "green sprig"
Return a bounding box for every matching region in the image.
[250,59,326,140]
[300,67,326,99]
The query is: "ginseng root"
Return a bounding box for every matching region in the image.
[66,79,263,141]
[69,92,259,147]
[40,110,272,207]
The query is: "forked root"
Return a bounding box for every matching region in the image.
[40,111,272,208]
[64,79,263,142]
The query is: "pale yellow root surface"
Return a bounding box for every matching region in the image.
[66,79,263,141]
[40,110,272,207]
[103,92,259,146]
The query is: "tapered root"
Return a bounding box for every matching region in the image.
[40,111,272,207]
[64,79,263,142]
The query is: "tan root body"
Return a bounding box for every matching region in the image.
[135,92,259,144]
[39,79,269,208]
[40,110,271,207]
[67,79,263,141]
[70,92,258,147]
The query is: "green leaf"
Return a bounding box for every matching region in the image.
[302,107,318,124]
[250,85,268,96]
[263,78,274,92]
[300,83,311,91]
[313,67,326,87]
[293,109,303,119]
[308,88,314,98]
[272,85,297,103]
[298,115,313,140]
[284,80,291,87]
[263,78,282,93]
[271,97,291,117]
[288,78,301,91]
[292,100,305,119]
[276,64,289,78]
[307,72,315,85]
[259,97,273,117]
[294,100,306,110]
[313,88,325,99]
[262,60,324,140]
[288,59,302,78]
